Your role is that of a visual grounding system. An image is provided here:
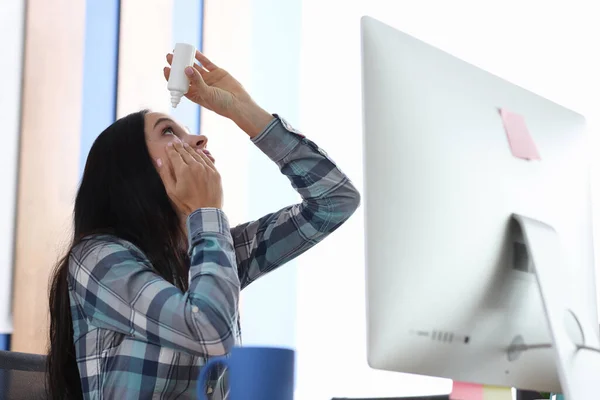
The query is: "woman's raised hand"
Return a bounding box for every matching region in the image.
[164,51,252,119]
[157,141,223,214]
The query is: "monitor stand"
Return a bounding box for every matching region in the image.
[508,214,600,400]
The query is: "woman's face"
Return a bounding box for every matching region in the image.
[144,112,213,167]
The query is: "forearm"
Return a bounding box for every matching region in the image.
[252,116,361,216]
[71,211,240,357]
[186,208,240,353]
[232,116,361,287]
[229,100,274,139]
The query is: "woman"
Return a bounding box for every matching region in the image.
[47,51,360,399]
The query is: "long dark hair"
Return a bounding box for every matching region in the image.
[47,110,189,399]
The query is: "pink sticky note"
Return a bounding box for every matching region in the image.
[499,108,541,160]
[451,381,484,400]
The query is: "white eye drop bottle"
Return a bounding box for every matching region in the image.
[167,43,196,108]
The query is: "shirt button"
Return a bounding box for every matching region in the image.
[192,306,199,313]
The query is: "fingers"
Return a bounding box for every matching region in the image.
[164,65,206,84]
[184,143,204,163]
[194,147,216,170]
[195,51,218,71]
[165,51,217,73]
[166,142,188,176]
[164,53,210,92]
[166,53,208,77]
[173,141,197,165]
[180,142,216,171]
[183,66,207,89]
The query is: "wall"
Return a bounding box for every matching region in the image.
[11,0,86,353]
[117,0,173,117]
[79,0,120,174]
[202,0,303,350]
[241,0,303,349]
[295,0,600,399]
[0,0,25,351]
[201,0,252,231]
[9,0,207,353]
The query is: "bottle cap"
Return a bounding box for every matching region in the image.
[170,91,184,108]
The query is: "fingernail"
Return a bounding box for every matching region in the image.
[156,158,163,167]
[168,142,173,147]
[183,143,190,148]
[196,148,202,153]
[185,67,194,76]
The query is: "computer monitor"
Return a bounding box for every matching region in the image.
[360,16,600,398]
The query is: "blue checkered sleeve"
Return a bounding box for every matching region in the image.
[69,208,240,357]
[231,115,361,288]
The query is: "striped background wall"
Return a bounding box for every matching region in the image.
[5,0,205,353]
[0,0,25,352]
[79,0,121,174]
[11,0,86,353]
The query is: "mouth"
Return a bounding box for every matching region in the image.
[202,149,215,163]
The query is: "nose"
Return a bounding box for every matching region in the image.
[185,134,208,150]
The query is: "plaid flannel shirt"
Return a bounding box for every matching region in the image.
[68,115,360,399]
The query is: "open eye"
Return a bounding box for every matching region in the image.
[162,127,175,136]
